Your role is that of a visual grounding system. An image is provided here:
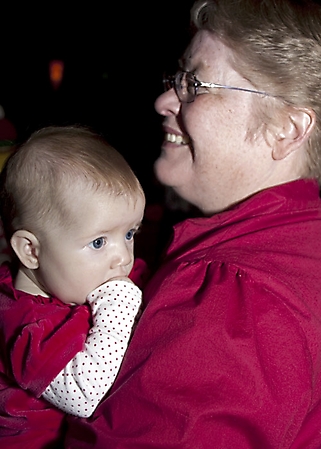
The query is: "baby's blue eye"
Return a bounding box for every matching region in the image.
[126,229,135,241]
[89,237,105,250]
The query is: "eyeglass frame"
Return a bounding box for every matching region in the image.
[163,70,280,104]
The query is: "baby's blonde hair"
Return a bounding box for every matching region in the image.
[0,126,144,242]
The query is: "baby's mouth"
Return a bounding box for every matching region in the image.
[165,133,190,145]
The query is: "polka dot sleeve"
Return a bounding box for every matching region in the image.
[42,279,142,417]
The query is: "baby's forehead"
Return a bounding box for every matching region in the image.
[44,186,144,235]
[61,180,143,207]
[62,173,136,194]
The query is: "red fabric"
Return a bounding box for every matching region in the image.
[128,257,149,289]
[0,264,91,448]
[66,179,321,449]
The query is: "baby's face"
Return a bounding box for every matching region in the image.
[34,188,145,305]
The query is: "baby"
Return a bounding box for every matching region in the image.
[0,125,145,448]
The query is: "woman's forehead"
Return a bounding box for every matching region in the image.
[180,32,237,80]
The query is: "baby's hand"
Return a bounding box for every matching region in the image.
[44,278,142,418]
[86,279,141,306]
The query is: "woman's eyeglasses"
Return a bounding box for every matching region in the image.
[163,70,277,103]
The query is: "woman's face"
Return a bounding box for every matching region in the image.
[154,31,275,214]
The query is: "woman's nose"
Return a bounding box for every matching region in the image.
[154,88,181,117]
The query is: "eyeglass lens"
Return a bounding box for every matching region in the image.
[163,72,196,103]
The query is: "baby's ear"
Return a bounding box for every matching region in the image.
[10,230,40,269]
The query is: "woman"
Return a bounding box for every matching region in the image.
[66,1,321,448]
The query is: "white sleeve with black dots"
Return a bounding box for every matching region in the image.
[42,279,142,418]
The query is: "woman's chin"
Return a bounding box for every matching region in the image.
[154,158,188,189]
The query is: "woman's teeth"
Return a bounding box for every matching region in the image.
[165,133,190,145]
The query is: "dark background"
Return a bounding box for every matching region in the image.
[1,1,196,268]
[1,1,194,194]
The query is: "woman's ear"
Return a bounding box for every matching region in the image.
[272,107,316,161]
[10,230,40,269]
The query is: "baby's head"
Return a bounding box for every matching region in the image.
[0,125,144,241]
[0,126,145,304]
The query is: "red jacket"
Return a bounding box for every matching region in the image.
[66,179,321,449]
[0,264,91,448]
